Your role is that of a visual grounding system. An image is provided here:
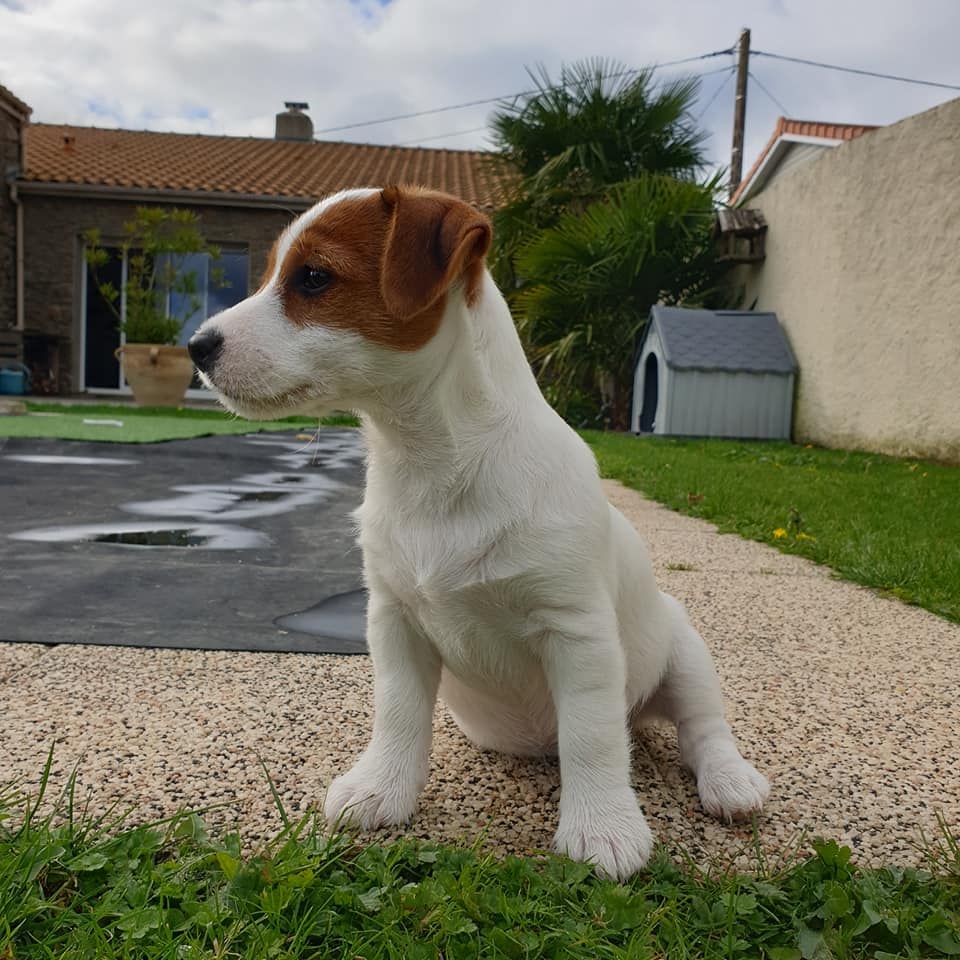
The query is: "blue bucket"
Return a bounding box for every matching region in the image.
[0,363,31,396]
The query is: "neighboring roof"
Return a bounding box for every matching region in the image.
[647,306,797,375]
[20,123,512,209]
[0,82,32,120]
[732,116,877,204]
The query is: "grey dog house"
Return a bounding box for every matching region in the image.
[632,306,797,439]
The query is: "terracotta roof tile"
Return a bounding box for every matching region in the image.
[779,118,876,142]
[732,116,877,204]
[21,123,513,209]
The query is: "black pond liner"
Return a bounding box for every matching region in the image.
[274,588,368,654]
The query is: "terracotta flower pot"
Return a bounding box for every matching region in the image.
[115,344,195,407]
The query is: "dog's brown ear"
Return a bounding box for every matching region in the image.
[380,186,492,320]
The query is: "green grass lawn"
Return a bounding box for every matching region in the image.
[2,760,958,959]
[586,433,960,624]
[0,402,358,443]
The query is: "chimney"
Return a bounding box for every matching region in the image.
[275,102,313,142]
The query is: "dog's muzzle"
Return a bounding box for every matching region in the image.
[188,329,224,375]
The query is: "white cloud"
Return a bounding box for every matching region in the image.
[2,0,957,175]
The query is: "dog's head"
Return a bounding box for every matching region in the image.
[189,186,492,419]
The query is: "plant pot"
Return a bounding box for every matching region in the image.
[115,344,195,407]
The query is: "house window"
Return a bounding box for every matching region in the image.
[83,246,249,392]
[161,249,249,347]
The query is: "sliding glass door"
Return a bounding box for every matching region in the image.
[82,246,249,393]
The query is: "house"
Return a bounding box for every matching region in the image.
[631,305,796,440]
[0,84,510,396]
[731,116,876,205]
[730,99,960,462]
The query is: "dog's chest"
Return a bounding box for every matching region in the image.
[360,508,542,683]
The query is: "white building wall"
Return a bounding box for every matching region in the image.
[735,96,960,461]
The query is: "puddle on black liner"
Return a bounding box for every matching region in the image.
[121,473,338,522]
[275,589,368,654]
[5,454,138,466]
[242,433,365,471]
[94,529,210,547]
[10,522,268,550]
[8,434,361,552]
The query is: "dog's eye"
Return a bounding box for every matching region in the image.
[298,266,332,294]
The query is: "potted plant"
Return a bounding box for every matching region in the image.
[84,207,223,406]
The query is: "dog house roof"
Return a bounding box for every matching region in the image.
[646,306,797,375]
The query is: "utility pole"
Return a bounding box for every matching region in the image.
[729,27,751,200]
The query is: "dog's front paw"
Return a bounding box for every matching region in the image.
[323,757,422,830]
[697,756,770,822]
[554,789,654,881]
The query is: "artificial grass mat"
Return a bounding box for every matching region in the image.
[0,403,358,443]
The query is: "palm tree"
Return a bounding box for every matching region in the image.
[489,58,708,287]
[488,58,724,429]
[514,174,726,430]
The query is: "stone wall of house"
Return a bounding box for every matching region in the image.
[0,99,27,333]
[735,96,960,462]
[21,193,294,392]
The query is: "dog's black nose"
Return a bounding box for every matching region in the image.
[188,329,223,374]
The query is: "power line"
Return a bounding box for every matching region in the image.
[313,48,735,135]
[696,66,737,120]
[648,48,735,70]
[752,50,960,92]
[392,64,736,147]
[692,63,741,79]
[315,93,524,135]
[748,70,789,114]
[395,126,490,146]
[316,44,957,138]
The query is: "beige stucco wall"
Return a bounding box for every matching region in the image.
[737,97,960,462]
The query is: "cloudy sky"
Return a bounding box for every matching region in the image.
[2,0,957,177]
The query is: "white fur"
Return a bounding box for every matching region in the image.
[194,190,769,880]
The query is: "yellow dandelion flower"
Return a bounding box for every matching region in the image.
[773,528,788,539]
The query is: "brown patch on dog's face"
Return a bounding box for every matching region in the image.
[274,186,492,352]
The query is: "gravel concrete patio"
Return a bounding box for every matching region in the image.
[1,474,958,870]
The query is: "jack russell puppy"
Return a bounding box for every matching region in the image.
[189,186,769,880]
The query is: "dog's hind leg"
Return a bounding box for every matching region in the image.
[639,594,769,822]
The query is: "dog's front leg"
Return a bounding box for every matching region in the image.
[324,593,440,830]
[543,623,653,880]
